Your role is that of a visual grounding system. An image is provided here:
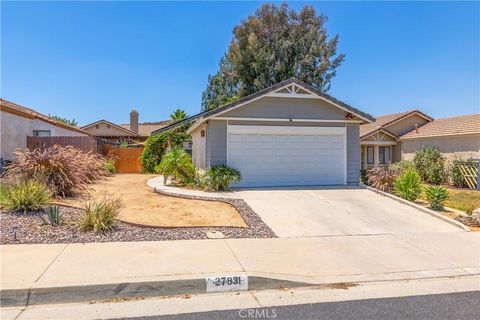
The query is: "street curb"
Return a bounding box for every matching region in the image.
[360,184,470,231]
[0,276,311,307]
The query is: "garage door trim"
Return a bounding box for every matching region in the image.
[226,124,347,186]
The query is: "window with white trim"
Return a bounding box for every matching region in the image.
[367,146,374,164]
[379,146,391,164]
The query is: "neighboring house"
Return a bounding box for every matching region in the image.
[360,111,480,169]
[399,114,480,161]
[0,99,89,161]
[155,78,375,187]
[81,109,169,142]
[360,110,433,169]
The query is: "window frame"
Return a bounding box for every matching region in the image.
[367,146,374,164]
[33,130,51,137]
[379,146,391,164]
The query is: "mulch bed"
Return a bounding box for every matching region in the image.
[0,196,276,245]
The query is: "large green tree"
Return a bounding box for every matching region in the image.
[201,3,345,110]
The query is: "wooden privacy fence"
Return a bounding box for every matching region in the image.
[102,144,144,173]
[27,136,97,153]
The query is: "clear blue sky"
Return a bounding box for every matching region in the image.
[2,1,479,126]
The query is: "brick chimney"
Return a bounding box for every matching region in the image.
[130,109,139,134]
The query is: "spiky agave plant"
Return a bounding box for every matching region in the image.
[424,185,449,211]
[40,205,64,226]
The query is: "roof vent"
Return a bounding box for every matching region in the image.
[414,123,419,133]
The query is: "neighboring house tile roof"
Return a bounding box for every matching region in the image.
[0,98,89,135]
[81,119,139,136]
[153,78,375,135]
[360,110,433,139]
[119,121,170,137]
[400,114,480,139]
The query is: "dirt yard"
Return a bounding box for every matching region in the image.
[60,174,247,228]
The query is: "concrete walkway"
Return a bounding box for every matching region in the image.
[2,232,479,299]
[147,176,239,199]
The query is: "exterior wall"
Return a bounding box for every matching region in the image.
[392,143,402,162]
[206,120,227,167]
[221,97,350,120]
[1,110,86,161]
[346,124,361,183]
[385,114,430,136]
[191,125,206,169]
[401,134,480,161]
[83,122,136,137]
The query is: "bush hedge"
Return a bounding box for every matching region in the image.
[413,146,445,184]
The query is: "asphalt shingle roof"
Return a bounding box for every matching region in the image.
[400,114,480,139]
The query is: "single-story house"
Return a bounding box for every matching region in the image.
[81,110,170,142]
[0,99,89,161]
[154,78,375,187]
[360,111,480,169]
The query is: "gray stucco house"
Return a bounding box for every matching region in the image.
[155,78,374,187]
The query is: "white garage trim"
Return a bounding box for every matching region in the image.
[228,125,345,136]
[227,125,347,187]
[215,117,363,123]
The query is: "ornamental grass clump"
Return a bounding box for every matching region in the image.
[424,185,449,211]
[0,180,51,213]
[77,196,122,233]
[366,165,398,192]
[6,146,110,197]
[394,168,422,202]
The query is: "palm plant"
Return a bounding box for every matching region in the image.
[170,109,188,122]
[155,147,195,184]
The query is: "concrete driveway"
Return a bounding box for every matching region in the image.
[234,187,463,237]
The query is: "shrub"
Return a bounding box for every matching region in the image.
[155,147,195,185]
[0,180,51,213]
[141,127,191,173]
[77,196,122,233]
[449,158,476,188]
[360,169,368,185]
[40,205,64,226]
[366,165,398,192]
[391,160,415,175]
[6,146,109,197]
[413,146,445,184]
[394,168,422,201]
[202,165,241,191]
[424,185,449,211]
[105,157,116,174]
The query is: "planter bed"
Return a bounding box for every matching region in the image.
[0,199,276,244]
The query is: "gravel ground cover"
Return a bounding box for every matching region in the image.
[1,196,276,244]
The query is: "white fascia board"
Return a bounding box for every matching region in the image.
[360,141,397,145]
[215,117,362,123]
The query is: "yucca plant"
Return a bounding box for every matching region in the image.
[394,168,422,202]
[6,146,110,197]
[424,185,449,211]
[77,196,122,233]
[40,205,64,226]
[0,180,51,213]
[155,147,195,185]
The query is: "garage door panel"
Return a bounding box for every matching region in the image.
[227,126,346,187]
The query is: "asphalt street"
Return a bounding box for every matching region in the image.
[113,291,480,320]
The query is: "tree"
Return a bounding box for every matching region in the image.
[169,108,188,122]
[51,115,78,127]
[201,3,345,110]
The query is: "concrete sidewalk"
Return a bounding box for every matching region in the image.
[1,232,479,306]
